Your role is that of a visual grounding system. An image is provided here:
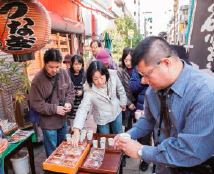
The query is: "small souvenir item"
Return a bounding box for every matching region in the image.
[81,130,86,135]
[108,138,113,146]
[100,137,106,142]
[88,147,105,161]
[53,153,64,158]
[83,159,102,169]
[89,153,103,161]
[66,155,76,160]
[92,148,105,156]
[100,140,105,149]
[87,132,93,140]
[92,140,98,148]
[47,157,62,164]
[62,159,77,167]
[88,130,93,134]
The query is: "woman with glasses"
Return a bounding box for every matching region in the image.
[71,61,126,147]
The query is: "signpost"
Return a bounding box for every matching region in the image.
[128,29,134,48]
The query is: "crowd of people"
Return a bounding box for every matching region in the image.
[1,36,214,174]
[29,37,214,174]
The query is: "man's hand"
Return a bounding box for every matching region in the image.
[57,106,66,116]
[117,136,142,159]
[121,105,126,111]
[113,134,121,150]
[71,128,80,147]
[0,139,8,154]
[64,103,72,113]
[128,103,136,111]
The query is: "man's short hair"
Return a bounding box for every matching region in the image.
[44,48,62,64]
[132,36,178,67]
[90,40,102,48]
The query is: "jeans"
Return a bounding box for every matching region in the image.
[0,158,3,174]
[42,123,67,157]
[97,112,123,134]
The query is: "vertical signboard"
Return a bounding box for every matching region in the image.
[189,0,214,69]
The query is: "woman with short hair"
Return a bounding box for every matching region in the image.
[71,61,127,146]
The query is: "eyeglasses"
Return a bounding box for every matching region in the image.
[91,45,98,50]
[138,56,171,79]
[138,61,161,79]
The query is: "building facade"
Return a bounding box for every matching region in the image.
[167,0,189,45]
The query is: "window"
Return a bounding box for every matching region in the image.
[134,0,136,4]
[134,11,136,16]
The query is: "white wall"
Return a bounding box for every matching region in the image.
[82,8,92,36]
[93,12,116,37]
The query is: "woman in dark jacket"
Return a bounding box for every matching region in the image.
[129,66,149,110]
[117,47,136,167]
[129,66,150,172]
[67,55,85,130]
[117,47,136,131]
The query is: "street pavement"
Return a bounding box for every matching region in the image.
[7,114,154,174]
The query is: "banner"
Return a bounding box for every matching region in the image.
[189,0,214,69]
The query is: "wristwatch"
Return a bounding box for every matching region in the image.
[137,145,144,160]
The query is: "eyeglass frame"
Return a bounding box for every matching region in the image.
[138,56,171,79]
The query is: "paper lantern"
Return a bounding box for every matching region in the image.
[0,0,51,57]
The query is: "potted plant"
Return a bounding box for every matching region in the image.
[0,58,30,125]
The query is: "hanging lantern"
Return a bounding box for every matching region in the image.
[0,0,51,62]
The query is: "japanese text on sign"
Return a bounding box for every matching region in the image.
[201,3,214,69]
[0,1,36,51]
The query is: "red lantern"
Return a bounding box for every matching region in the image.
[0,0,51,61]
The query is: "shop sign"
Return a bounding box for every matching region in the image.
[189,0,214,69]
[0,0,51,55]
[128,29,134,37]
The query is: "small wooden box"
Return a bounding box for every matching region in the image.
[43,141,90,174]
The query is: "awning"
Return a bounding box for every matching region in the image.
[49,11,85,34]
